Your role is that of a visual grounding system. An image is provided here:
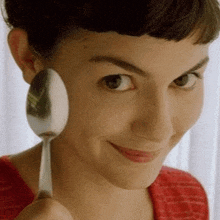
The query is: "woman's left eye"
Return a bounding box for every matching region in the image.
[173,72,202,90]
[100,74,134,91]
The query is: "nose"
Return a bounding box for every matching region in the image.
[131,90,174,142]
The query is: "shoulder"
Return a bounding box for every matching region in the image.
[0,156,14,182]
[0,156,20,218]
[158,166,206,187]
[149,166,209,219]
[157,166,208,202]
[0,156,35,219]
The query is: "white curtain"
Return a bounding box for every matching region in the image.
[0,13,220,220]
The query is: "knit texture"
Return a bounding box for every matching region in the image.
[148,166,209,219]
[0,156,209,219]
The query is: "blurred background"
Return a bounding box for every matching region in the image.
[0,10,220,220]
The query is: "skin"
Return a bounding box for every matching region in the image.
[15,198,74,220]
[8,28,209,220]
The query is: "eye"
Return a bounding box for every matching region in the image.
[100,74,134,91]
[173,72,202,90]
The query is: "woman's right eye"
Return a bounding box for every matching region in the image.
[100,74,135,91]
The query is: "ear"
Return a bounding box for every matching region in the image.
[7,28,45,84]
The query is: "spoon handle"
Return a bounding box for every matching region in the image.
[37,137,53,199]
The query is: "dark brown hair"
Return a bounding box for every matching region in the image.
[2,0,220,60]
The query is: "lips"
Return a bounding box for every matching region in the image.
[110,142,161,163]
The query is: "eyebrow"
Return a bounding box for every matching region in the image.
[89,55,210,78]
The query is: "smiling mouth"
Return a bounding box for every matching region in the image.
[109,142,161,163]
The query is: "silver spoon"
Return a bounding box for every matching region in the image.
[26,68,69,199]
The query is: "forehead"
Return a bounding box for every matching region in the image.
[55,30,209,73]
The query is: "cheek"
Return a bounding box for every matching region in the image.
[61,94,133,166]
[72,104,132,138]
[174,88,204,133]
[65,88,133,141]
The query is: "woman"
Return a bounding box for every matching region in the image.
[1,0,220,219]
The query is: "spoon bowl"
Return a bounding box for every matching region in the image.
[26,68,69,198]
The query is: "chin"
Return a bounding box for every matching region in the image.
[101,163,163,190]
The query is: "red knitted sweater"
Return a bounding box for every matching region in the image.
[0,156,209,219]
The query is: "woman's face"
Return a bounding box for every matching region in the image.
[40,30,209,189]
